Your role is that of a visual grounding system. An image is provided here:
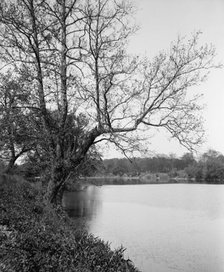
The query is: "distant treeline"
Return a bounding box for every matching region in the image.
[100,150,224,183]
[1,149,224,184]
[103,154,194,176]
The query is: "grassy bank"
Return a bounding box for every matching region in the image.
[0,174,139,272]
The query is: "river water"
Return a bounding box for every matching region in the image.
[63,184,224,272]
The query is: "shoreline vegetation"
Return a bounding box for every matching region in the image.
[61,150,224,192]
[0,174,139,272]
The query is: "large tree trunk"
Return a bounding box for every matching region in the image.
[44,128,100,205]
[44,157,68,204]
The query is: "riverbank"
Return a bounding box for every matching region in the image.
[0,174,139,272]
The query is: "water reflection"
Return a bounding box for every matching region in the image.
[62,185,101,219]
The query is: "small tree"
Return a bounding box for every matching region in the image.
[0,0,219,203]
[0,72,33,173]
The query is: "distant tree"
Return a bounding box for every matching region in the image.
[180,152,196,169]
[181,153,195,163]
[201,149,221,162]
[201,150,224,182]
[186,150,224,183]
[0,0,219,204]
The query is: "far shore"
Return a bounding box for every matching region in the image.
[62,176,223,191]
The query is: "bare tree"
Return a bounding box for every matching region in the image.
[0,0,218,204]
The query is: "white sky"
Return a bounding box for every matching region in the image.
[102,0,224,159]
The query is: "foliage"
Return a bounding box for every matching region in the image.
[0,177,139,272]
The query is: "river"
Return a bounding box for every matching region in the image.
[62,184,224,272]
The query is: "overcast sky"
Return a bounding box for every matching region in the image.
[103,0,224,158]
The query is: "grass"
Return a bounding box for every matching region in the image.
[0,174,140,272]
